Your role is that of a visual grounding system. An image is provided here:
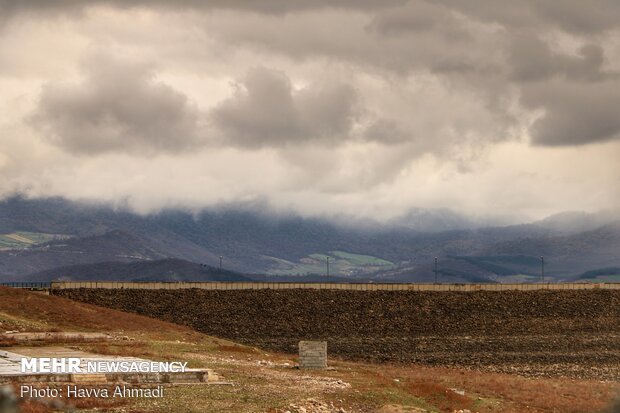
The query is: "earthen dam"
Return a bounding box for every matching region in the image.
[50,282,620,380]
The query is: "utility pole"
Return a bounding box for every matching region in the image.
[434,257,438,283]
[540,256,545,283]
[219,256,223,271]
[326,256,330,277]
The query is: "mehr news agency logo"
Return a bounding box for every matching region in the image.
[21,357,188,374]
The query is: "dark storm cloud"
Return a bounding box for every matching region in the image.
[367,1,467,40]
[31,59,360,154]
[0,0,404,17]
[4,0,620,34]
[211,68,357,149]
[507,33,620,146]
[363,120,410,145]
[508,34,609,82]
[204,2,620,149]
[522,80,620,146]
[32,54,201,155]
[434,0,620,34]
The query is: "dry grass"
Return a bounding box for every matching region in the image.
[19,401,51,413]
[66,390,130,410]
[354,363,619,412]
[218,344,259,354]
[84,341,158,359]
[0,287,198,339]
[405,380,474,412]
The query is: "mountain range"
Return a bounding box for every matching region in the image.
[0,196,618,283]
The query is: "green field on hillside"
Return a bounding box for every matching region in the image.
[265,251,394,276]
[498,274,541,283]
[0,231,71,249]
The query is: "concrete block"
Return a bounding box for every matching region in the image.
[298,341,327,369]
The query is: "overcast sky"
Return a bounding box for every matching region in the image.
[0,1,619,222]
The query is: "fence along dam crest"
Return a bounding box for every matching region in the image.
[45,281,620,291]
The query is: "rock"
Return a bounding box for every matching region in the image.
[449,388,465,396]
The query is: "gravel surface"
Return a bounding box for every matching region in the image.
[54,289,620,380]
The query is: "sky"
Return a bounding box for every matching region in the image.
[0,0,619,222]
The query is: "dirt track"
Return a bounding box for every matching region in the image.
[53,289,620,380]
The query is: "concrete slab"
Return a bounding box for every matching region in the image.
[0,332,112,343]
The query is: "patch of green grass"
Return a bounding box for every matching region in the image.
[265,251,394,276]
[499,274,540,283]
[0,231,71,249]
[331,251,393,267]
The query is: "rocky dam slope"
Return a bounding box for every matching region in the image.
[53,289,620,380]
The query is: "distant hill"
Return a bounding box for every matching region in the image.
[472,223,620,279]
[1,196,619,282]
[0,230,169,277]
[20,258,250,282]
[574,267,620,281]
[485,222,620,257]
[536,211,620,234]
